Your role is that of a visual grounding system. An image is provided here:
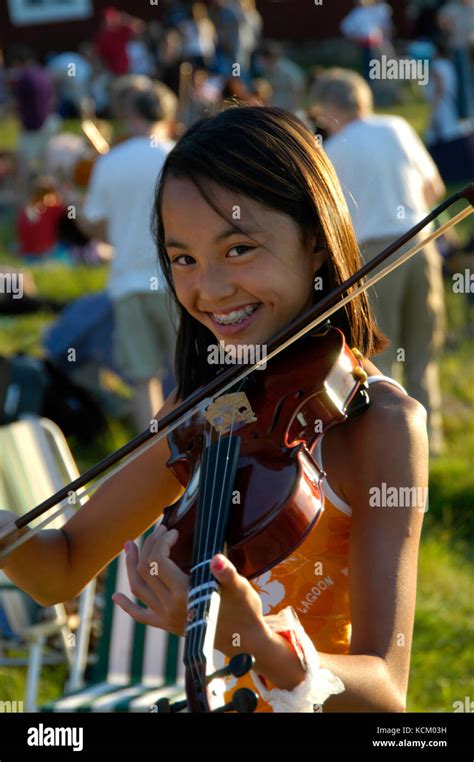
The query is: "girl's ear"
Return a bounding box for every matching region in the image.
[312,244,327,273]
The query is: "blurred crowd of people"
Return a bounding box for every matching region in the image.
[0,0,473,450]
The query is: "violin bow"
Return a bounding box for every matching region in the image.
[1,184,472,557]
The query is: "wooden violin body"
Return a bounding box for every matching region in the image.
[162,326,367,580]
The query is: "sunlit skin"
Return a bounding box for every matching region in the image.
[111,176,429,706]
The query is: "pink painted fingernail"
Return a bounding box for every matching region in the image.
[124,542,131,554]
[212,556,225,572]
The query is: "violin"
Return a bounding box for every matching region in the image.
[1,185,472,713]
[161,324,369,712]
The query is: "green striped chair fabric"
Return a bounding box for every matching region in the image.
[0,416,95,710]
[42,526,192,712]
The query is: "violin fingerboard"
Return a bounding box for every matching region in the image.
[184,435,241,711]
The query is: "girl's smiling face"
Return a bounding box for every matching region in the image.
[162,177,326,349]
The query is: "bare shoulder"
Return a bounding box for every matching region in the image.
[350,380,427,444]
[323,375,429,505]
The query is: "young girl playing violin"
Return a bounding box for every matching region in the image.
[1,106,428,713]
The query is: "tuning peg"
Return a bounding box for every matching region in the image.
[212,687,258,713]
[208,653,255,682]
[156,654,257,713]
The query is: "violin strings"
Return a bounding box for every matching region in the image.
[189,392,236,706]
[188,383,243,708]
[188,400,218,703]
[189,408,218,705]
[197,394,239,706]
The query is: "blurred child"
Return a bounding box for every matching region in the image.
[16,176,66,261]
[425,42,461,143]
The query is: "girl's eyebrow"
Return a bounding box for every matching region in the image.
[165,227,261,249]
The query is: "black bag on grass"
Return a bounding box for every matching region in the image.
[0,354,106,442]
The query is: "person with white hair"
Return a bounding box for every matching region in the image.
[310,68,447,455]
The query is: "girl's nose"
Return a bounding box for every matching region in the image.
[197,263,236,303]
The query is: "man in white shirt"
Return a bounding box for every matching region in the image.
[310,68,446,454]
[75,78,178,432]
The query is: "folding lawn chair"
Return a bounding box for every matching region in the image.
[0,416,96,710]
[41,536,189,712]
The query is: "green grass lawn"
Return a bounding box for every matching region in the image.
[0,101,472,712]
[411,527,473,712]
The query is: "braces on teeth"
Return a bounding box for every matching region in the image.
[212,305,259,324]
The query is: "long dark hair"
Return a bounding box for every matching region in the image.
[152,105,388,401]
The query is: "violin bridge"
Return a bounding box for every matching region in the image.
[202,392,256,435]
